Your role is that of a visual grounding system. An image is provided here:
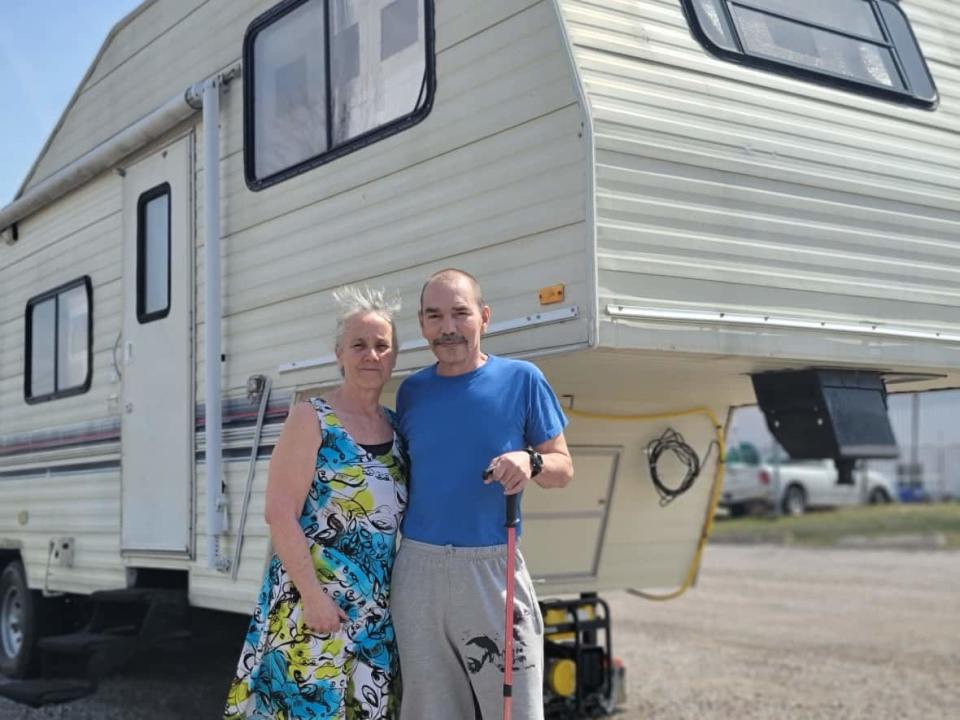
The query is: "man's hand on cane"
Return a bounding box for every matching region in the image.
[482,451,532,494]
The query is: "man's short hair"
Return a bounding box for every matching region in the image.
[419,268,485,311]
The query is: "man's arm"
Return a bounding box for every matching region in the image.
[532,431,573,489]
[485,432,573,494]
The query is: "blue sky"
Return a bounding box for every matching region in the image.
[0,1,143,205]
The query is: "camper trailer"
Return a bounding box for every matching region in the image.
[1,0,958,712]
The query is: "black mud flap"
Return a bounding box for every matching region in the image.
[0,678,97,708]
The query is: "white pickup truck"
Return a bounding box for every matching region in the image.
[722,445,896,516]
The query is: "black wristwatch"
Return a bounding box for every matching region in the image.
[525,448,544,478]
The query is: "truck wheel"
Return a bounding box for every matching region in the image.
[868,487,890,505]
[782,485,806,517]
[0,561,38,678]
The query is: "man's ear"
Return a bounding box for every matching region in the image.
[481,305,491,331]
[417,310,425,329]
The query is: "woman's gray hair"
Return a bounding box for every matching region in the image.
[332,285,401,352]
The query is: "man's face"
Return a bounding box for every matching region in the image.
[419,274,490,371]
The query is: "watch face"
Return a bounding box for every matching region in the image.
[527,449,543,476]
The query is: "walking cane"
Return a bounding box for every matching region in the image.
[503,492,520,720]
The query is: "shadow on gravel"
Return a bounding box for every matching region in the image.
[0,609,248,720]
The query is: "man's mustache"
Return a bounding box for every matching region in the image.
[433,334,466,346]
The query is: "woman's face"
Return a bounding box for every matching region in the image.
[336,311,396,391]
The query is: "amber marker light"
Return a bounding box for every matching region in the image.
[539,284,565,305]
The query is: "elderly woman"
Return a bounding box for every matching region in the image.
[225,287,406,720]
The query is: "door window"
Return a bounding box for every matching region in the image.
[137,183,171,323]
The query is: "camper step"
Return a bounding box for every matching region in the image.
[84,587,190,640]
[36,588,189,660]
[39,629,139,656]
[0,588,193,709]
[88,587,186,606]
[0,679,97,708]
[32,589,190,665]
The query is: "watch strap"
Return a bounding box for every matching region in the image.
[525,448,543,477]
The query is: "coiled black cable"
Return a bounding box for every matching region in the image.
[645,428,717,506]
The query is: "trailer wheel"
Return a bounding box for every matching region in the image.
[0,560,38,678]
[782,484,806,517]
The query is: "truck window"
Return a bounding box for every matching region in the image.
[243,0,435,190]
[681,0,938,108]
[25,277,92,404]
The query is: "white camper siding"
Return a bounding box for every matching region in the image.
[23,0,264,192]
[187,0,591,606]
[19,0,593,403]
[191,461,273,612]
[6,0,593,604]
[556,0,960,374]
[0,172,125,593]
[189,0,590,400]
[0,472,125,595]
[0,173,123,434]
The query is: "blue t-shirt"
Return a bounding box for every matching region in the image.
[396,355,568,546]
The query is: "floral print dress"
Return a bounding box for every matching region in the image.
[225,398,407,719]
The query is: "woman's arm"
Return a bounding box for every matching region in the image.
[264,401,347,633]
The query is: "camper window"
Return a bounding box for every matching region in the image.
[244,0,435,190]
[137,183,171,324]
[24,277,92,404]
[682,0,938,108]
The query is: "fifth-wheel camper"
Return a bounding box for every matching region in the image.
[1,0,958,712]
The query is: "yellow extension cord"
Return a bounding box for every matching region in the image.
[564,406,727,602]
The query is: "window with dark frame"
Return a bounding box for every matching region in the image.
[244,0,436,191]
[25,277,93,404]
[681,0,938,108]
[137,183,172,324]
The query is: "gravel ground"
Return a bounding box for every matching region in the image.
[609,545,960,719]
[2,545,958,719]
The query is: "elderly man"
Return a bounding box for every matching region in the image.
[392,268,573,720]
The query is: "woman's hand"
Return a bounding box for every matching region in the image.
[302,587,349,634]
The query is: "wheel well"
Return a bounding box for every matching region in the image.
[0,549,22,573]
[782,482,806,508]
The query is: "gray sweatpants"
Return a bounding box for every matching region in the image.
[391,538,545,720]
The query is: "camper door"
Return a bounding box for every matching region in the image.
[120,136,193,555]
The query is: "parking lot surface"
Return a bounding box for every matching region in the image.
[2,544,958,719]
[609,544,960,719]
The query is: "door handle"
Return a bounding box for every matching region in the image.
[125,341,134,365]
